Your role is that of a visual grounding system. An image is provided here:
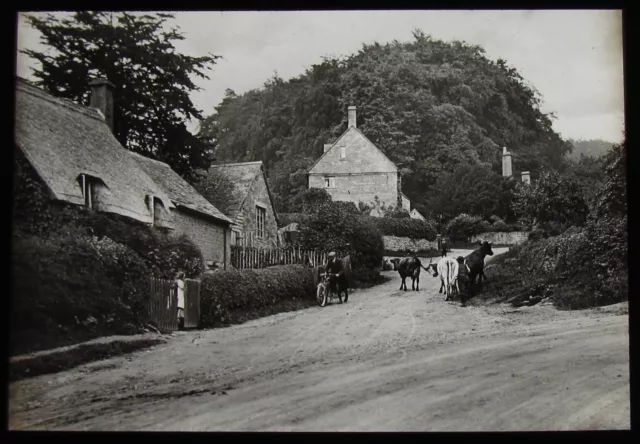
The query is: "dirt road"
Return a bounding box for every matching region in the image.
[9,249,630,431]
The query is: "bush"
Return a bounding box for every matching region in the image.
[363,216,438,240]
[11,232,151,355]
[445,213,485,242]
[200,265,315,327]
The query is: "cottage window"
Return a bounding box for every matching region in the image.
[231,229,242,246]
[78,174,96,209]
[324,176,336,188]
[256,206,266,239]
[340,146,346,159]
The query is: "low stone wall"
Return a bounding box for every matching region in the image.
[383,235,438,252]
[470,231,529,245]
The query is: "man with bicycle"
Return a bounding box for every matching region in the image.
[324,251,347,300]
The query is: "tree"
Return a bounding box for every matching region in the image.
[512,171,589,230]
[425,164,517,222]
[21,12,220,180]
[594,140,626,219]
[200,32,571,213]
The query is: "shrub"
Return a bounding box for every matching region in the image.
[200,265,315,327]
[445,213,485,242]
[364,216,438,240]
[11,232,150,355]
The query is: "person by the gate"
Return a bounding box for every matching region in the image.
[175,271,185,330]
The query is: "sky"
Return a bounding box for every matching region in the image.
[16,10,625,143]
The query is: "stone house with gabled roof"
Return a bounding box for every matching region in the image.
[14,76,232,268]
[130,152,232,268]
[307,106,404,217]
[199,161,279,248]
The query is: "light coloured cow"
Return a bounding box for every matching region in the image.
[437,256,460,301]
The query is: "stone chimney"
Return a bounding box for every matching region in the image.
[348,105,357,128]
[89,78,115,133]
[521,171,531,185]
[502,146,512,178]
[324,143,333,153]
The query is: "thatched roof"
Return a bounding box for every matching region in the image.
[129,152,231,224]
[14,77,174,224]
[203,161,279,223]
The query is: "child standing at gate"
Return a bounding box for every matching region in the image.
[175,271,185,330]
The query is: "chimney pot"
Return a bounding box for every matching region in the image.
[348,106,357,128]
[89,78,115,133]
[323,143,332,153]
[521,171,531,185]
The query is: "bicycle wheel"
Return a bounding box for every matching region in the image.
[317,284,327,307]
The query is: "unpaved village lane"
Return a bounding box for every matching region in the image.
[9,249,630,431]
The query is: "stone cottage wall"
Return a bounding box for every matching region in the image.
[470,231,529,246]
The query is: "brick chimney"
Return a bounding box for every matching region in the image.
[502,146,512,178]
[89,78,115,133]
[348,105,357,128]
[521,171,531,185]
[324,143,333,153]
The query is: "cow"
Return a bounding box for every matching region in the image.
[390,258,402,271]
[464,241,494,286]
[436,256,460,301]
[397,256,432,291]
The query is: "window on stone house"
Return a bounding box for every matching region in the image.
[340,146,346,159]
[324,176,336,188]
[231,229,242,246]
[256,205,266,239]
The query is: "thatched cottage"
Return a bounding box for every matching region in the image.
[14,77,232,267]
[307,106,411,217]
[199,161,279,248]
[130,153,233,267]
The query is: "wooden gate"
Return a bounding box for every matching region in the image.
[184,278,201,329]
[147,278,178,332]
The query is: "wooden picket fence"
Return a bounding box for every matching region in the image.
[147,277,202,331]
[231,245,328,270]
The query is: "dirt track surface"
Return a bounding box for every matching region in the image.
[9,249,630,431]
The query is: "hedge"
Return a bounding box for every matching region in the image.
[200,265,316,327]
[361,216,438,240]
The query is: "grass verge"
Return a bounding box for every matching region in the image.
[9,338,165,382]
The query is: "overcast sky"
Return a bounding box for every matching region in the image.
[16,10,625,143]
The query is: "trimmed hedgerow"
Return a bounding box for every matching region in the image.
[200,265,316,327]
[362,216,438,240]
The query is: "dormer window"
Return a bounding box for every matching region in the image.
[78,174,100,209]
[340,146,346,159]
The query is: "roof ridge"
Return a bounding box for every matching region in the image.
[128,151,171,167]
[16,78,104,123]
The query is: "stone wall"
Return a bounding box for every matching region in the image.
[470,231,529,245]
[383,235,438,252]
[172,209,230,268]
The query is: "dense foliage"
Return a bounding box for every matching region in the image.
[425,164,517,222]
[365,216,438,240]
[200,266,315,327]
[567,138,614,160]
[479,140,627,310]
[22,12,219,180]
[512,171,590,232]
[298,200,385,271]
[200,30,572,213]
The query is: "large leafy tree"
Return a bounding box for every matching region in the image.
[21,11,219,180]
[199,30,572,213]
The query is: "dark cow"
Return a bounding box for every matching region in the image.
[397,256,433,291]
[464,241,494,285]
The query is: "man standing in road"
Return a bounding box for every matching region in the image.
[324,252,347,301]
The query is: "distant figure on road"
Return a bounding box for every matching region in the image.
[324,252,347,298]
[441,237,448,257]
[174,271,185,330]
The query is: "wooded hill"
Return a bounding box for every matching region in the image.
[197,30,573,214]
[567,139,614,160]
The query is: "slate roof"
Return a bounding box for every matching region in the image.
[129,152,231,224]
[14,77,174,224]
[203,161,279,224]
